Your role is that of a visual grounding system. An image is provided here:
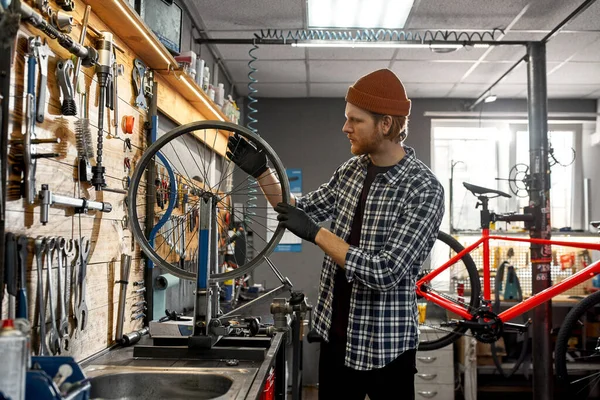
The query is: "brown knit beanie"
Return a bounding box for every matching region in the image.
[345,69,411,117]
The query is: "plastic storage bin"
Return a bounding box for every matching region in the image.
[26,357,90,400]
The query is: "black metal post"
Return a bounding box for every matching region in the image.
[526,41,553,400]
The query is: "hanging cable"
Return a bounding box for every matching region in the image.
[256,28,503,44]
[244,36,260,228]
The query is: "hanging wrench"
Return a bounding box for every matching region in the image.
[63,239,77,325]
[55,237,69,352]
[75,237,90,333]
[35,39,52,123]
[34,237,49,356]
[43,237,61,354]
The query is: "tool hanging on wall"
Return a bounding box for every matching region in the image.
[132,59,151,111]
[20,36,60,204]
[112,55,124,134]
[91,31,114,191]
[16,235,28,319]
[39,184,112,225]
[56,58,76,116]
[75,92,94,183]
[19,3,98,70]
[50,11,74,34]
[55,0,75,12]
[31,36,50,124]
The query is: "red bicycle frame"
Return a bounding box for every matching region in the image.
[416,228,600,323]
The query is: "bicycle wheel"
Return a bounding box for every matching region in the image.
[418,231,481,351]
[555,290,600,398]
[127,120,290,282]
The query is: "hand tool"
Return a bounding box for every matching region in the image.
[55,0,75,12]
[131,313,145,322]
[119,326,149,346]
[56,59,76,116]
[63,239,77,327]
[16,235,28,319]
[19,3,98,67]
[132,300,147,308]
[39,184,112,225]
[115,254,132,343]
[55,237,69,352]
[75,237,90,333]
[51,11,74,33]
[4,233,17,318]
[132,287,146,295]
[23,37,60,204]
[132,59,148,110]
[73,5,91,91]
[43,237,61,354]
[34,237,49,356]
[92,32,114,191]
[34,38,51,124]
[132,280,144,286]
[113,60,123,132]
[52,364,73,388]
[131,306,147,315]
[75,92,94,183]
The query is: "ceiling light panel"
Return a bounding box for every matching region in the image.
[308,0,414,29]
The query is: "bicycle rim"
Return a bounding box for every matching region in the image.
[555,289,600,399]
[127,120,290,282]
[418,231,481,351]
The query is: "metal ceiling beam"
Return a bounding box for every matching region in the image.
[468,0,598,110]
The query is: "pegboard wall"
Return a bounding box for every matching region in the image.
[456,234,600,299]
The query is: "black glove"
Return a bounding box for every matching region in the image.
[226,133,268,179]
[274,202,321,244]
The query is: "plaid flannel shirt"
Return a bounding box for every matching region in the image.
[296,146,445,370]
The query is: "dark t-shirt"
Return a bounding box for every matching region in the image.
[329,161,393,348]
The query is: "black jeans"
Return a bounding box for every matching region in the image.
[318,339,417,400]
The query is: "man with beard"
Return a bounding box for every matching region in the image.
[226,69,445,400]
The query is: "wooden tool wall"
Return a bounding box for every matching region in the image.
[2,0,150,361]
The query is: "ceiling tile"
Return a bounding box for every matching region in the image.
[548,63,600,85]
[511,0,580,30]
[236,83,308,97]
[406,0,529,30]
[446,83,497,98]
[545,32,600,62]
[549,0,600,31]
[186,0,304,31]
[310,83,352,97]
[570,36,600,62]
[390,61,475,83]
[462,61,528,84]
[227,60,307,83]
[483,46,527,62]
[403,83,456,98]
[308,47,395,61]
[308,60,390,83]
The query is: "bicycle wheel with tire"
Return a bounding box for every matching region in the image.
[555,289,600,398]
[127,120,290,282]
[417,231,481,351]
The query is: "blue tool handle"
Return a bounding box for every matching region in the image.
[17,290,27,319]
[27,54,36,97]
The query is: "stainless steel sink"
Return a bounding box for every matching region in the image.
[84,365,258,400]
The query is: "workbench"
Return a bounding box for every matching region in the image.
[80,331,289,399]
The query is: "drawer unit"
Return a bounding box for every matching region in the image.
[415,383,455,400]
[415,343,454,400]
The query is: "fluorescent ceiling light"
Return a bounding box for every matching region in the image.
[291,42,463,49]
[308,0,414,29]
[484,94,498,103]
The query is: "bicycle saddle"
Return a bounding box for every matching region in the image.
[463,182,511,198]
